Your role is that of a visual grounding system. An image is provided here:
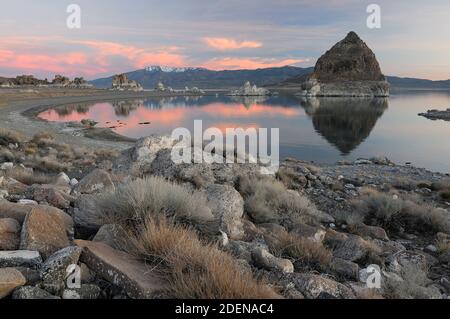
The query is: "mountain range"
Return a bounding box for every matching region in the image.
[89,65,450,90]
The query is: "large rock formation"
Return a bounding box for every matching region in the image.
[111,74,143,91]
[229,81,270,96]
[301,32,389,97]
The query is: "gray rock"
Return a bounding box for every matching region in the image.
[93,224,127,250]
[331,234,375,262]
[62,284,101,299]
[0,250,42,268]
[40,246,83,294]
[251,247,294,273]
[204,184,245,240]
[329,257,359,280]
[73,194,103,233]
[293,273,355,299]
[75,169,114,194]
[12,286,60,299]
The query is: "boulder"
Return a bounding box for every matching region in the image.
[12,286,60,299]
[349,223,389,241]
[290,223,326,243]
[20,207,71,259]
[0,201,73,232]
[0,268,26,299]
[203,184,245,239]
[115,136,177,175]
[28,184,74,209]
[293,273,355,299]
[75,240,165,299]
[329,257,359,280]
[40,246,83,294]
[0,218,21,250]
[328,234,377,262]
[93,224,128,250]
[74,169,114,194]
[62,284,101,299]
[0,250,42,268]
[15,267,41,285]
[251,247,294,273]
[1,177,27,195]
[73,194,103,234]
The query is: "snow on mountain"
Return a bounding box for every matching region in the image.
[145,66,207,73]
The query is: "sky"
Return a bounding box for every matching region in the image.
[0,0,449,80]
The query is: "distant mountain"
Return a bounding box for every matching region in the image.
[89,65,450,90]
[277,73,450,90]
[385,76,450,89]
[89,66,312,89]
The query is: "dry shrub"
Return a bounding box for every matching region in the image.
[269,230,332,270]
[392,177,417,191]
[276,167,305,189]
[430,179,450,191]
[384,263,436,299]
[238,175,319,228]
[33,156,69,173]
[128,217,279,299]
[94,176,214,230]
[2,167,53,185]
[0,128,23,146]
[353,190,450,234]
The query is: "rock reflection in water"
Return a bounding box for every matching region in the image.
[112,100,143,116]
[301,97,388,155]
[54,103,91,116]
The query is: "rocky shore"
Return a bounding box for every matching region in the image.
[0,126,449,299]
[419,108,450,121]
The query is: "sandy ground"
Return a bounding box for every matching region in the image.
[0,88,211,151]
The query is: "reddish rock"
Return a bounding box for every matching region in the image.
[20,207,71,259]
[0,218,21,250]
[0,268,26,299]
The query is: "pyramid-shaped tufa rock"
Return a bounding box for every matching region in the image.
[301,32,389,97]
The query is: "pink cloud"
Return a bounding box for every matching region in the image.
[201,57,306,70]
[204,37,262,50]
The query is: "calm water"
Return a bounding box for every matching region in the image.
[38,92,450,173]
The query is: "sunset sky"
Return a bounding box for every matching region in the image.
[1,0,449,80]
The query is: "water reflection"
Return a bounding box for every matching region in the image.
[37,92,450,173]
[301,98,388,155]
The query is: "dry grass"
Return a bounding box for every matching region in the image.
[269,230,332,270]
[94,176,215,231]
[31,156,70,173]
[353,190,450,234]
[276,167,305,189]
[127,217,280,299]
[0,128,24,146]
[238,175,319,228]
[384,263,434,299]
[1,166,53,185]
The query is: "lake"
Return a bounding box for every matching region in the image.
[38,91,450,173]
